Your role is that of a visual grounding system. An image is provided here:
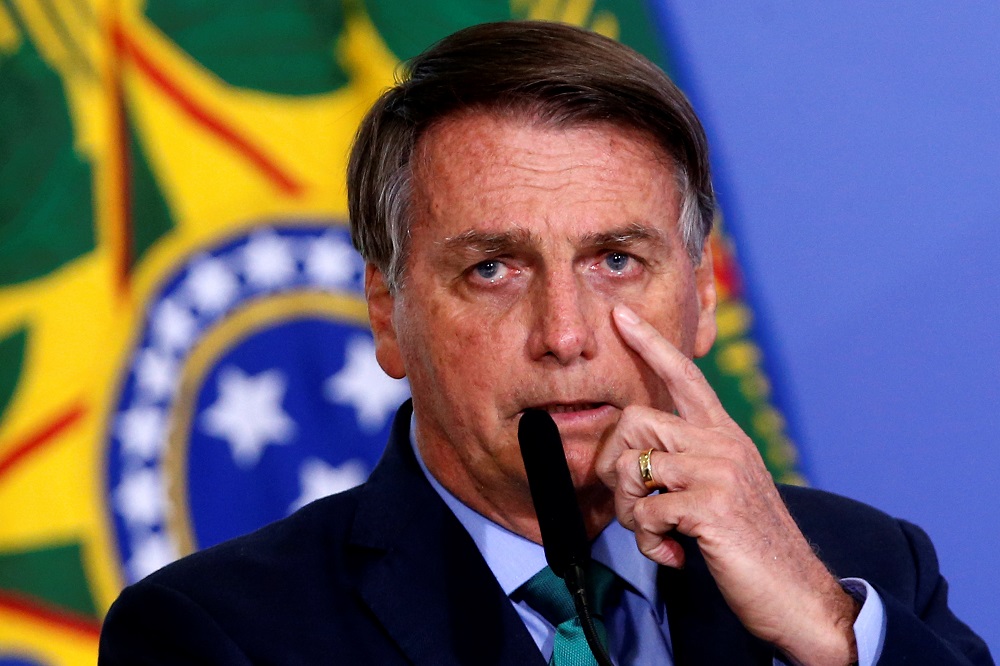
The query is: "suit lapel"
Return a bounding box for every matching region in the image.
[349,404,777,665]
[660,534,775,665]
[349,402,546,666]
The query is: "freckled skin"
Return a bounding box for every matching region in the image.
[365,112,717,543]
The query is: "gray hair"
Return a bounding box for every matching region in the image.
[348,20,716,292]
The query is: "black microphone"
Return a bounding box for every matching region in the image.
[518,409,614,666]
[518,408,589,577]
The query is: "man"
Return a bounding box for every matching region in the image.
[100,21,992,665]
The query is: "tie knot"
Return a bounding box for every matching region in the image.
[516,561,618,627]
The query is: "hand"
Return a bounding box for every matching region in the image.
[596,304,859,666]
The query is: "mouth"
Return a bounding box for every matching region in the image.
[518,402,618,446]
[537,402,608,414]
[519,402,619,433]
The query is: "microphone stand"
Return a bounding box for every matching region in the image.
[564,563,616,666]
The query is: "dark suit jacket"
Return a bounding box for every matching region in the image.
[100,402,993,665]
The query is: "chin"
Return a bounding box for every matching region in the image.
[564,450,602,490]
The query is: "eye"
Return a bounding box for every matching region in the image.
[471,259,509,283]
[603,252,633,274]
[591,250,644,281]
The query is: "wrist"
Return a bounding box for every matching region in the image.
[777,580,861,666]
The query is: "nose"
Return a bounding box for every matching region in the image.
[527,269,598,365]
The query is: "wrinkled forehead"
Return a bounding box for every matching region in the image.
[410,108,678,192]
[404,111,686,259]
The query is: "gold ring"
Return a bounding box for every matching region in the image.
[638,448,657,489]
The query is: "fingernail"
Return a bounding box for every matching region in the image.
[614,304,640,325]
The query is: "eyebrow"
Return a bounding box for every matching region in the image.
[439,222,670,255]
[440,228,537,255]
[577,222,669,250]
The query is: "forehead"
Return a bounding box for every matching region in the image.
[414,110,672,177]
[410,111,680,237]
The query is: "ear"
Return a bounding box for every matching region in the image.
[693,238,718,359]
[365,264,406,379]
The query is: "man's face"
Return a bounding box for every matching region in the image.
[366,112,716,535]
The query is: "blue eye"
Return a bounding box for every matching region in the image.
[604,252,631,273]
[474,260,505,281]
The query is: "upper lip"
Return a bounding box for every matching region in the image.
[524,401,612,414]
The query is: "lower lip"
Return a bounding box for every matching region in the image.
[541,404,618,432]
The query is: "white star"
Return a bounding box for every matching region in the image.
[324,336,409,432]
[200,366,297,468]
[128,531,178,581]
[114,468,165,526]
[135,348,178,400]
[243,232,296,289]
[116,405,167,461]
[288,457,368,513]
[304,234,361,287]
[185,256,239,314]
[151,299,197,352]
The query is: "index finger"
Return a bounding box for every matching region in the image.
[612,303,728,427]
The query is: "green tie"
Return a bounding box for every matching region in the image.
[516,562,618,666]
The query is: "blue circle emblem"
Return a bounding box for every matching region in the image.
[106,224,409,583]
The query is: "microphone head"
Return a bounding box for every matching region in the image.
[518,408,590,579]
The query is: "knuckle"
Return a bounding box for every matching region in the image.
[716,457,743,486]
[677,355,703,383]
[621,404,641,419]
[616,497,637,528]
[636,535,659,559]
[618,404,643,431]
[633,496,654,526]
[614,452,635,478]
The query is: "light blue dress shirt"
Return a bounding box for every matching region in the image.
[410,425,886,664]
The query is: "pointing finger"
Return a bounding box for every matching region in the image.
[612,304,729,427]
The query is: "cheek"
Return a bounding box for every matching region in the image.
[400,298,519,395]
[448,309,523,391]
[631,285,701,352]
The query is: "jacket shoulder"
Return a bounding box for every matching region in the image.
[99,485,424,663]
[149,485,362,588]
[779,484,929,602]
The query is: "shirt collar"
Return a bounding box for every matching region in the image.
[410,417,659,605]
